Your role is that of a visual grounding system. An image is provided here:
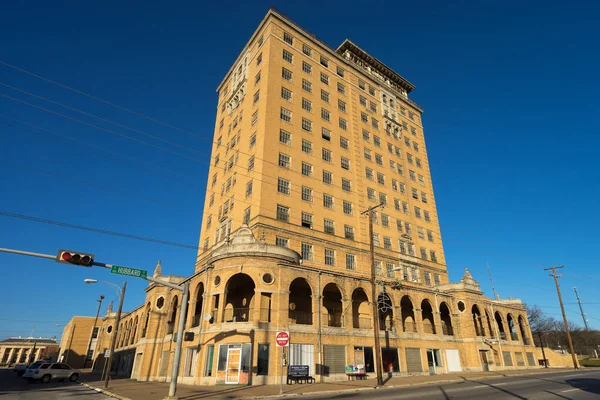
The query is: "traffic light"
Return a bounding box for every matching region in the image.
[56,249,95,267]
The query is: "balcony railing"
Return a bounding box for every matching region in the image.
[523,337,531,345]
[325,313,343,327]
[354,317,371,329]
[166,322,174,334]
[442,325,454,336]
[192,314,201,327]
[511,332,519,341]
[403,321,417,333]
[422,323,436,334]
[289,310,312,325]
[223,307,251,322]
[499,332,507,340]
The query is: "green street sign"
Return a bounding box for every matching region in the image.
[111,265,148,279]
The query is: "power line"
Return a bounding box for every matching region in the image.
[0,210,201,250]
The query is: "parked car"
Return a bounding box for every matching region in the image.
[22,362,80,383]
[13,363,28,374]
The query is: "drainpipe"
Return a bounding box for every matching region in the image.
[317,271,323,383]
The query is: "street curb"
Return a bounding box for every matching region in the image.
[79,382,133,400]
[238,368,578,399]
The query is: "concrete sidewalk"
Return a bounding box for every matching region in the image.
[78,368,576,400]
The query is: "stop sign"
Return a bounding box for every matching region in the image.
[275,331,290,347]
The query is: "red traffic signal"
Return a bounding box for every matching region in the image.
[56,249,94,267]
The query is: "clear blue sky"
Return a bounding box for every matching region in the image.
[1,0,599,340]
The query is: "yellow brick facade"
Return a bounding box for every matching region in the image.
[77,8,572,386]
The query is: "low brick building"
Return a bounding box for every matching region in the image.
[0,337,58,366]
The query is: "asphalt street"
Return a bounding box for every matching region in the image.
[285,370,600,400]
[0,369,106,400]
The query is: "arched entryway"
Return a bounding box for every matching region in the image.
[440,302,453,336]
[192,282,205,327]
[141,302,150,338]
[378,292,394,331]
[224,273,255,322]
[352,288,371,329]
[323,283,343,327]
[289,278,312,325]
[485,310,494,338]
[131,317,138,345]
[507,314,518,341]
[495,312,506,340]
[518,315,529,344]
[167,296,179,334]
[472,305,485,336]
[421,299,436,334]
[400,296,417,333]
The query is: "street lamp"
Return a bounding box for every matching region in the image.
[85,278,127,389]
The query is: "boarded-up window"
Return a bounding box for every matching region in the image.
[526,352,535,367]
[159,350,170,376]
[515,352,525,366]
[289,344,315,376]
[405,348,423,373]
[323,345,346,375]
[503,351,513,366]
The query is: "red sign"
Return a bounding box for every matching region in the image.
[275,331,290,347]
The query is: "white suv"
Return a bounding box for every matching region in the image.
[23,362,80,383]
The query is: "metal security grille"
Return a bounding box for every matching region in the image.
[526,352,536,366]
[405,348,423,373]
[323,345,346,375]
[503,351,513,366]
[289,344,314,376]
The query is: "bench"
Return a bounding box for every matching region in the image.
[345,365,367,380]
[287,365,315,384]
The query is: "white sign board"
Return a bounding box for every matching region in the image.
[104,349,111,357]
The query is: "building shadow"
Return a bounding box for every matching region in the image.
[467,379,527,399]
[566,378,600,395]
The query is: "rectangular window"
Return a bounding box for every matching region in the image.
[302,162,313,177]
[336,66,344,77]
[412,188,419,199]
[251,111,258,125]
[323,193,334,209]
[364,148,372,161]
[409,170,416,181]
[370,102,377,112]
[434,274,440,286]
[276,205,289,222]
[276,237,289,248]
[358,80,366,90]
[301,212,313,228]
[302,44,311,56]
[301,243,313,261]
[367,187,376,201]
[204,344,214,376]
[341,157,350,170]
[386,262,394,277]
[284,32,293,45]
[256,53,262,66]
[280,107,291,122]
[415,206,422,219]
[418,227,425,239]
[249,133,256,148]
[377,172,385,185]
[257,344,269,376]
[282,67,292,81]
[381,213,389,227]
[362,130,370,142]
[420,248,428,260]
[255,71,261,84]
[365,168,374,180]
[394,198,400,211]
[282,49,293,63]
[430,250,437,262]
[322,148,332,162]
[246,180,253,197]
[346,253,356,270]
[405,137,411,147]
[324,219,335,235]
[392,179,398,191]
[407,153,414,164]
[427,230,434,242]
[344,225,355,240]
[253,90,260,104]
[302,79,312,92]
[301,139,312,154]
[418,175,425,185]
[409,111,415,120]
[243,207,251,224]
[338,100,346,112]
[340,136,349,150]
[339,118,347,130]
[373,136,381,148]
[396,219,403,232]
[277,178,290,195]
[416,158,422,168]
[321,90,330,103]
[302,98,312,112]
[278,153,291,169]
[302,186,313,202]
[320,72,329,85]
[361,112,368,123]
[424,210,431,222]
[379,193,387,205]
[320,56,329,67]
[321,108,330,122]
[372,118,379,129]
[279,129,291,145]
[375,260,382,274]
[368,86,375,96]
[342,178,351,192]
[424,271,431,285]
[248,156,255,171]
[360,96,367,106]
[402,201,408,213]
[337,82,345,94]
[343,200,353,215]
[302,118,312,132]
[421,192,428,203]
[324,248,336,266]
[281,87,292,101]
[375,154,383,166]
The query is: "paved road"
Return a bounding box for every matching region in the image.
[292,370,600,400]
[0,368,106,400]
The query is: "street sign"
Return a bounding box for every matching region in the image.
[110,265,148,279]
[104,349,111,357]
[275,331,290,347]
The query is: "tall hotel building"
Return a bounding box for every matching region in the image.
[68,9,563,386]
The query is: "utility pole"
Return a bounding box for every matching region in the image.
[573,287,589,330]
[84,294,104,369]
[545,266,578,369]
[361,203,384,386]
[104,282,126,389]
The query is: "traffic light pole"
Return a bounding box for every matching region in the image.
[0,246,189,400]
